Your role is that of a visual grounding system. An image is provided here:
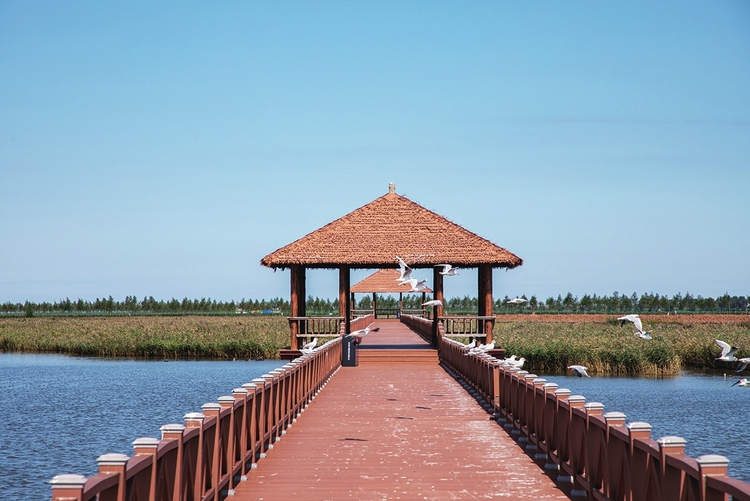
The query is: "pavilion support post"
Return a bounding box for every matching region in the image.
[478,264,493,344]
[432,267,444,346]
[399,292,403,317]
[339,266,350,334]
[290,265,306,350]
[372,293,377,318]
[350,292,355,318]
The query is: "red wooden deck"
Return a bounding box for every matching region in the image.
[233,320,567,500]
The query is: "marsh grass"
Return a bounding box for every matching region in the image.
[494,318,750,375]
[0,316,289,360]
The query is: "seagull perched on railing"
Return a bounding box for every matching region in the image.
[735,357,750,373]
[300,337,318,354]
[466,341,495,355]
[617,314,652,340]
[345,323,380,344]
[715,339,739,362]
[437,264,459,276]
[463,339,476,349]
[422,299,442,307]
[396,256,413,284]
[568,365,590,378]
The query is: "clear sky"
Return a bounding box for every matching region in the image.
[1,1,748,305]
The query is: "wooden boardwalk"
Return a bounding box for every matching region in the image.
[233,320,568,500]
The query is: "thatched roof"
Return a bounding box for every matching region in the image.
[261,185,523,270]
[350,269,433,294]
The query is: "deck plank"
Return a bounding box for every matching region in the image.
[233,321,568,500]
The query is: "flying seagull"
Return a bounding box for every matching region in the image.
[731,378,750,387]
[568,365,590,378]
[404,278,428,292]
[507,297,529,305]
[437,264,459,276]
[395,256,413,284]
[618,314,652,340]
[422,299,442,307]
[346,323,380,344]
[735,357,750,373]
[715,339,739,362]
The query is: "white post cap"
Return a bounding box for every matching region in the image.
[97,453,130,466]
[49,474,87,487]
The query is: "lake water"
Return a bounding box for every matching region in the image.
[1,354,748,500]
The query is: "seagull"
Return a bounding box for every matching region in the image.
[301,337,318,352]
[346,323,380,344]
[464,339,476,349]
[731,378,750,387]
[395,256,413,284]
[404,278,428,292]
[507,297,529,305]
[735,358,750,373]
[422,299,442,307]
[467,341,495,355]
[715,339,739,362]
[437,264,459,276]
[507,356,525,369]
[618,314,652,339]
[568,365,590,378]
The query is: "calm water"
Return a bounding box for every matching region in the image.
[0,353,282,501]
[538,370,750,483]
[1,354,748,500]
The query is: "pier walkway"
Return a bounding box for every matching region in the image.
[232,320,567,500]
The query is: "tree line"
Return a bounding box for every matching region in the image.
[1,291,747,317]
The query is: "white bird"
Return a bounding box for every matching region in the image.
[507,297,529,305]
[568,365,590,378]
[618,314,652,339]
[507,356,525,369]
[346,323,380,344]
[715,339,739,362]
[504,355,518,363]
[395,256,413,284]
[437,264,459,276]
[404,278,428,292]
[422,299,442,307]
[731,378,750,387]
[301,337,318,351]
[464,339,476,349]
[735,358,750,373]
[467,341,495,355]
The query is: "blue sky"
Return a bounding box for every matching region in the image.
[1,1,748,304]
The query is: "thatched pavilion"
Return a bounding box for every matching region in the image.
[260,183,522,350]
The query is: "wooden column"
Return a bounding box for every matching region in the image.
[478,264,493,344]
[290,265,306,350]
[339,266,350,334]
[432,267,444,345]
[372,293,377,318]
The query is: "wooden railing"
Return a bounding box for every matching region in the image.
[288,316,344,346]
[399,314,434,344]
[438,333,750,501]
[441,315,495,337]
[350,313,374,333]
[50,338,343,501]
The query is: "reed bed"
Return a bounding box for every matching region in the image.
[0,316,289,360]
[494,316,750,376]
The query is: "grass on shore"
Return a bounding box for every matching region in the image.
[0,316,289,360]
[2,315,749,374]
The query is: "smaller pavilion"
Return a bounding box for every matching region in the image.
[350,268,433,319]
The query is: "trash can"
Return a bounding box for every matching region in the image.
[342,335,358,367]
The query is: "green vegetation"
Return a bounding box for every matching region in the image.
[493,317,750,376]
[0,316,289,360]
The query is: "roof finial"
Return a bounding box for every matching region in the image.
[388,182,395,194]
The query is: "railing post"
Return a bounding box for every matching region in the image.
[696,455,730,501]
[96,453,130,501]
[160,424,185,501]
[627,422,652,501]
[202,402,223,498]
[657,435,687,501]
[50,474,86,501]
[133,437,160,501]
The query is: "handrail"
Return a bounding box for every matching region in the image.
[288,316,344,339]
[50,338,343,501]
[440,315,495,336]
[438,333,750,501]
[399,314,433,344]
[350,313,374,333]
